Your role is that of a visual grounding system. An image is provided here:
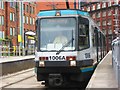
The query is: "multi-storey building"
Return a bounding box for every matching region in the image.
[0,2,5,45]
[0,2,36,50]
[36,1,78,14]
[81,1,120,52]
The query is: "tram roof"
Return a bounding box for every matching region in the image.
[37,9,89,17]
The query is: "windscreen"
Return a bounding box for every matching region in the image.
[40,18,76,51]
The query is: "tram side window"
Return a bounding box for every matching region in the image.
[78,17,89,50]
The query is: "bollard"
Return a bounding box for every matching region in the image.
[16,46,17,56]
[8,46,10,56]
[22,46,25,56]
[19,46,21,56]
[0,45,2,58]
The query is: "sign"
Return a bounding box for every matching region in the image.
[18,35,22,42]
[28,36,34,39]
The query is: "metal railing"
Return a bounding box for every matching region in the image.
[0,46,35,58]
[112,36,120,88]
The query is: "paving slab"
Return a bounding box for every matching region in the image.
[86,51,118,89]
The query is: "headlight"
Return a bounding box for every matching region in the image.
[70,61,76,66]
[39,61,45,67]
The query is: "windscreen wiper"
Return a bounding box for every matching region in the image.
[56,38,74,55]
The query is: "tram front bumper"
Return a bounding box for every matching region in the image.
[35,60,93,73]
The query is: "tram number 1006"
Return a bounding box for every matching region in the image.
[49,56,66,61]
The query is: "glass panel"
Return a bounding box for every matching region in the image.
[30,17,32,24]
[40,18,76,51]
[10,28,12,35]
[10,13,12,21]
[33,18,34,25]
[13,28,15,36]
[2,16,4,25]
[78,17,89,50]
[13,13,15,21]
[27,16,28,24]
[0,16,1,25]
[23,16,25,23]
[2,2,4,9]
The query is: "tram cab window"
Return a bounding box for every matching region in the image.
[78,17,89,50]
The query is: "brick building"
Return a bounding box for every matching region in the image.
[0,2,6,45]
[80,1,120,52]
[36,1,79,14]
[1,1,119,53]
[0,2,36,50]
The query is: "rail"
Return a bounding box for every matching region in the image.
[112,36,120,88]
[0,46,35,58]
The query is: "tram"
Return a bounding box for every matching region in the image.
[34,9,106,87]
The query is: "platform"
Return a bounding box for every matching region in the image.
[0,55,35,76]
[86,51,119,89]
[0,55,35,63]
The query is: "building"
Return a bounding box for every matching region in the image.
[81,1,120,52]
[0,2,36,51]
[0,2,5,46]
[36,1,79,14]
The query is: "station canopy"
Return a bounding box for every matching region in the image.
[25,31,36,36]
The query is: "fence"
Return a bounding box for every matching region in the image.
[0,46,35,58]
[112,37,120,88]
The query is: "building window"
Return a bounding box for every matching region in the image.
[0,2,4,9]
[92,5,95,11]
[115,8,118,14]
[108,2,111,7]
[97,3,100,9]
[108,19,112,25]
[108,10,111,16]
[0,31,4,39]
[30,6,32,14]
[10,27,15,36]
[96,12,100,18]
[97,21,100,26]
[26,5,29,12]
[102,2,106,8]
[23,16,25,23]
[33,18,35,25]
[23,4,25,11]
[87,6,90,11]
[2,16,4,25]
[102,21,106,26]
[30,17,32,24]
[10,27,13,36]
[26,16,28,24]
[10,2,15,8]
[13,28,15,36]
[0,16,4,25]
[10,12,15,21]
[108,27,112,35]
[13,13,15,21]
[92,13,96,18]
[33,7,35,14]
[102,11,106,17]
[0,16,1,25]
[114,0,118,5]
[10,13,12,21]
[102,29,106,35]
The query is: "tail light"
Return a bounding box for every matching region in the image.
[66,56,76,61]
[39,57,48,60]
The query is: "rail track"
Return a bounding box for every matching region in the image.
[1,68,35,88]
